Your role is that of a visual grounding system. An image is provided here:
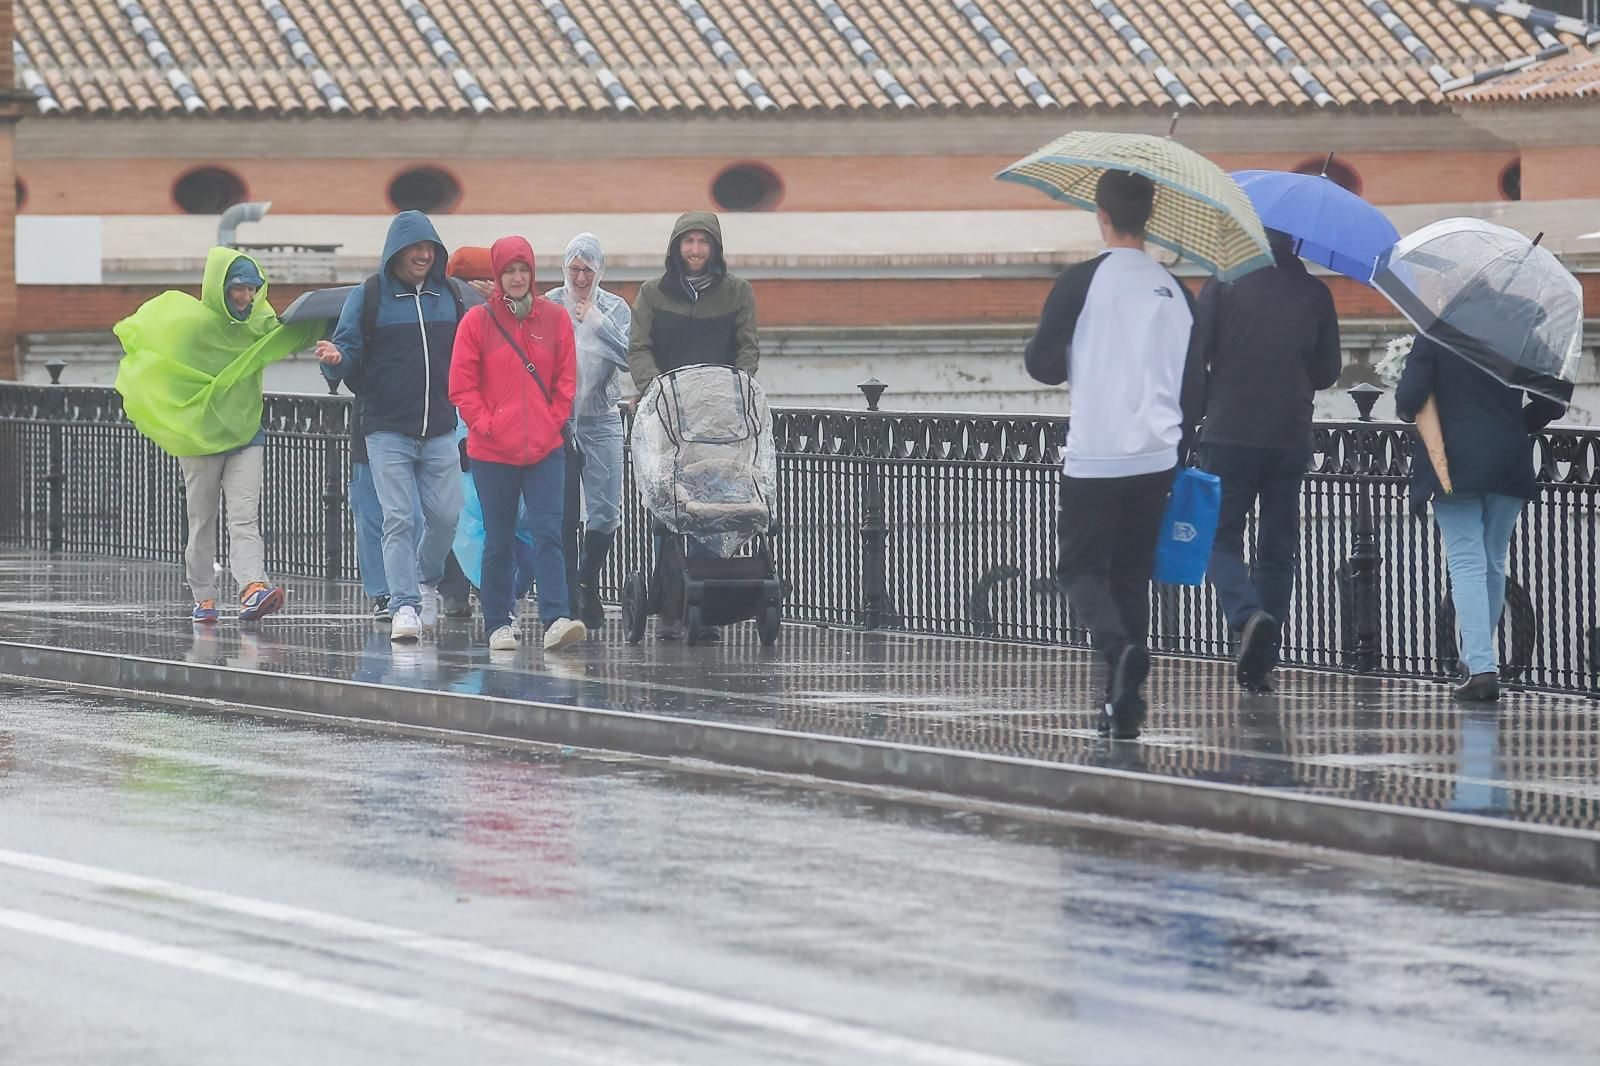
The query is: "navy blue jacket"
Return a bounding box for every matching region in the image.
[1394,334,1566,514]
[323,211,460,439]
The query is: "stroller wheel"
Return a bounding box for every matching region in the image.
[757,604,781,647]
[622,573,647,645]
[685,606,703,647]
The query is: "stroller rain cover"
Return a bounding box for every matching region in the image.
[630,365,776,558]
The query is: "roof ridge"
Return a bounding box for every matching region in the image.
[13,39,61,113]
[814,0,917,109]
[1360,0,1452,86]
[1455,0,1600,45]
[949,0,1057,108]
[1088,0,1198,110]
[674,0,779,110]
[1222,0,1336,106]
[258,0,351,113]
[398,0,495,112]
[539,0,640,112]
[115,0,206,113]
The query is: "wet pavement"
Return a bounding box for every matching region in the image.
[3,684,1599,1065]
[1,553,1598,832]
[2,553,1599,834]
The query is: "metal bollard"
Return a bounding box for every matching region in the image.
[1346,382,1384,672]
[857,379,890,629]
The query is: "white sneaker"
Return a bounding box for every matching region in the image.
[488,625,520,651]
[390,605,421,643]
[542,617,588,651]
[418,583,441,627]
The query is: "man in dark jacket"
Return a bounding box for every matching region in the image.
[316,211,465,643]
[628,211,759,391]
[628,211,760,641]
[1191,229,1342,689]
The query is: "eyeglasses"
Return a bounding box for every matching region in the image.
[569,265,596,276]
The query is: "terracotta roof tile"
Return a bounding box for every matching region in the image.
[1455,44,1600,101]
[16,0,1600,116]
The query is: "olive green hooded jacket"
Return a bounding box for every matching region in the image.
[628,211,759,391]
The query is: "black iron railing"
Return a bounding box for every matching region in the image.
[1,380,1597,695]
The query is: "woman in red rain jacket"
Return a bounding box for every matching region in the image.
[448,236,585,653]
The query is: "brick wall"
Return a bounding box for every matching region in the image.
[1520,146,1600,201]
[15,147,1529,216]
[20,272,1598,335]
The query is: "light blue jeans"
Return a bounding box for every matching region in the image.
[365,432,463,612]
[571,413,624,533]
[350,461,423,600]
[1432,492,1524,676]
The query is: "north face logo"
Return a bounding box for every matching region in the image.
[1172,521,1199,543]
[1154,286,1174,298]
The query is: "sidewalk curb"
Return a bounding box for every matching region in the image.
[4,639,1597,887]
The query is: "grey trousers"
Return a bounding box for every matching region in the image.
[179,445,266,602]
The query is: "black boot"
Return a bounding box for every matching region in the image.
[577,529,616,630]
[1452,672,1500,702]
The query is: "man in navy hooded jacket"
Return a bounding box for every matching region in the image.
[316,211,464,642]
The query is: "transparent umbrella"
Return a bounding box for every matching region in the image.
[1374,217,1583,404]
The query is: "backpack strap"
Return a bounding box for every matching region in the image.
[358,273,382,341]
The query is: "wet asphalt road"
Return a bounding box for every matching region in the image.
[1,684,1598,1066]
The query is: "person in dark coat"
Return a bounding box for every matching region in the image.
[1191,228,1342,690]
[1394,333,1566,701]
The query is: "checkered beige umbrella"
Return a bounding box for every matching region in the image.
[997,131,1272,282]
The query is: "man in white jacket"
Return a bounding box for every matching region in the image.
[1024,170,1204,740]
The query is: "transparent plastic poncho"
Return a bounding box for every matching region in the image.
[630,365,776,557]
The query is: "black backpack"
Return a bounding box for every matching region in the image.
[358,272,468,339]
[342,274,468,399]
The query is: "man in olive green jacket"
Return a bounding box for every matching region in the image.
[629,211,761,642]
[628,211,759,391]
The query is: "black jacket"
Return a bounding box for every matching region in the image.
[1192,245,1342,451]
[1394,334,1566,515]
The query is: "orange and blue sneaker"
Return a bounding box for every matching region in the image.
[238,582,286,622]
[191,600,219,624]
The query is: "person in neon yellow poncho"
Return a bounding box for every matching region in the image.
[114,247,324,624]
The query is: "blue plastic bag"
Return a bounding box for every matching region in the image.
[1153,467,1222,586]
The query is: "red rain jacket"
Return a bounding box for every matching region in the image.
[448,236,576,467]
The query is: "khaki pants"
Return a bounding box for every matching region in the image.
[179,446,266,603]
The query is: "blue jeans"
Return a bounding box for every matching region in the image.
[365,432,463,612]
[1432,492,1523,676]
[350,462,388,599]
[474,452,569,631]
[1199,443,1311,634]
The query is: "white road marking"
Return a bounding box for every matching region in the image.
[0,847,1029,1066]
[0,905,657,1065]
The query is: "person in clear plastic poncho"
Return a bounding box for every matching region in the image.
[543,232,632,630]
[114,247,323,625]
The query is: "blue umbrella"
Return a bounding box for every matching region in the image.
[1229,168,1399,285]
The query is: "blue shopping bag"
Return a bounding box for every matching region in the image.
[1153,467,1222,586]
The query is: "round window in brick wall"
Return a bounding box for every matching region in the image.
[1499,159,1522,202]
[710,163,784,212]
[388,167,462,214]
[1292,157,1362,196]
[173,166,247,214]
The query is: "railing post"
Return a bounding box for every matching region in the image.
[45,360,67,552]
[857,378,889,630]
[322,385,346,581]
[1347,383,1384,672]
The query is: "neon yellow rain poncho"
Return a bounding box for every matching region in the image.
[113,247,325,457]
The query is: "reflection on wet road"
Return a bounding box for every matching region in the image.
[1,554,1597,830]
[1,685,1597,1064]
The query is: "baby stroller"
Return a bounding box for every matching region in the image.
[622,364,782,647]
